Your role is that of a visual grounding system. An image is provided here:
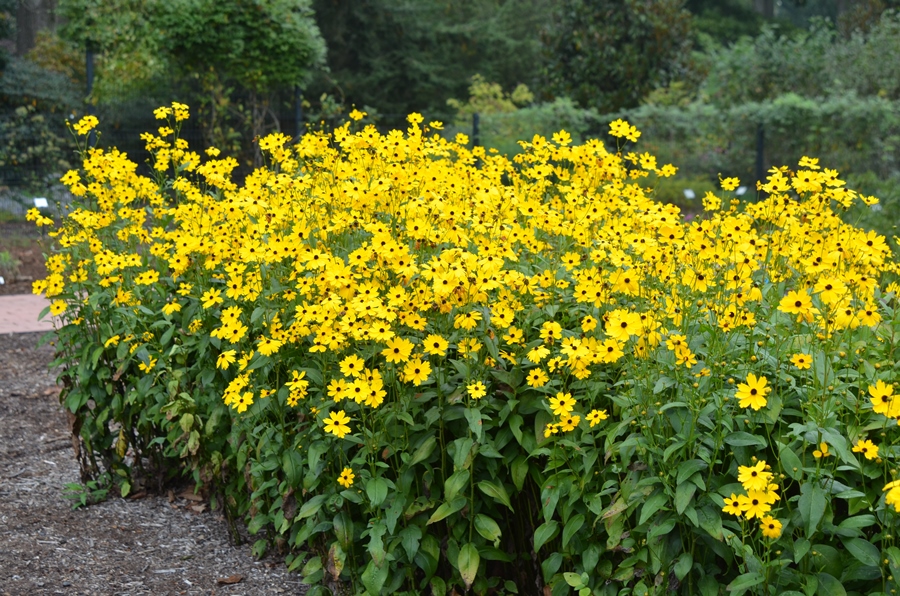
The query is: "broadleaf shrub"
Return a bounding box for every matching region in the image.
[37,105,900,595]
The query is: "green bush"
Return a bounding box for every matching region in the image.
[39,108,900,595]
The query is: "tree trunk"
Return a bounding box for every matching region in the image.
[753,0,775,19]
[16,0,58,55]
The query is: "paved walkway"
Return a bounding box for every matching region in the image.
[0,294,54,334]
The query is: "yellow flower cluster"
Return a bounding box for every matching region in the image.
[35,104,896,454]
[723,460,782,538]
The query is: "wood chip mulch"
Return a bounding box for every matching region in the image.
[0,332,308,596]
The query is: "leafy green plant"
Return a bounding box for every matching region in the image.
[37,107,900,595]
[63,474,111,510]
[0,249,21,281]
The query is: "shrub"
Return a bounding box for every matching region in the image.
[39,105,900,595]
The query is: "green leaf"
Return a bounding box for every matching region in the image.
[452,437,476,471]
[794,537,810,563]
[399,525,422,562]
[297,494,327,520]
[478,480,513,511]
[675,482,696,515]
[511,455,529,491]
[676,459,708,485]
[885,545,900,568]
[283,449,303,486]
[444,469,470,502]
[333,511,352,548]
[724,431,766,448]
[475,514,502,547]
[674,552,692,581]
[427,496,466,524]
[458,543,480,591]
[366,477,388,508]
[361,558,389,595]
[798,482,826,537]
[534,520,559,553]
[464,407,483,441]
[248,513,268,535]
[653,376,676,393]
[726,572,764,593]
[639,489,668,525]
[815,572,846,596]
[562,513,585,548]
[563,572,586,588]
[843,537,880,567]
[409,436,437,466]
[779,445,804,480]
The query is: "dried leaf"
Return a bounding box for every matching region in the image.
[216,574,243,585]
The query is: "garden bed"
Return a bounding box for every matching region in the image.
[0,332,306,595]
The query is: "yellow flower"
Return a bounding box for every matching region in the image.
[581,315,598,332]
[812,442,831,459]
[586,409,608,427]
[760,516,782,539]
[735,373,770,410]
[323,410,352,439]
[201,288,224,308]
[790,353,812,370]
[467,381,487,400]
[738,492,771,520]
[737,461,772,492]
[338,467,355,488]
[869,381,899,418]
[72,115,99,135]
[720,176,740,191]
[852,439,879,460]
[558,414,580,432]
[403,357,432,386]
[548,392,576,417]
[217,350,236,370]
[423,334,449,356]
[382,337,414,363]
[722,494,743,516]
[49,299,67,316]
[340,354,366,378]
[526,368,549,388]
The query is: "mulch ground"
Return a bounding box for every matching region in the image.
[0,332,308,596]
[0,221,48,296]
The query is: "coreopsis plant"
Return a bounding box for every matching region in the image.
[36,106,900,594]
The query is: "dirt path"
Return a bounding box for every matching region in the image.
[0,332,307,596]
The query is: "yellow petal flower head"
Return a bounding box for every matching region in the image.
[760,515,782,539]
[467,381,487,400]
[852,439,879,460]
[737,460,772,492]
[738,492,772,520]
[790,353,812,370]
[548,392,576,417]
[338,467,355,488]
[586,409,608,427]
[72,115,99,135]
[869,381,898,418]
[323,410,352,439]
[812,442,830,459]
[722,494,743,517]
[526,368,549,388]
[735,373,770,410]
[884,480,900,512]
